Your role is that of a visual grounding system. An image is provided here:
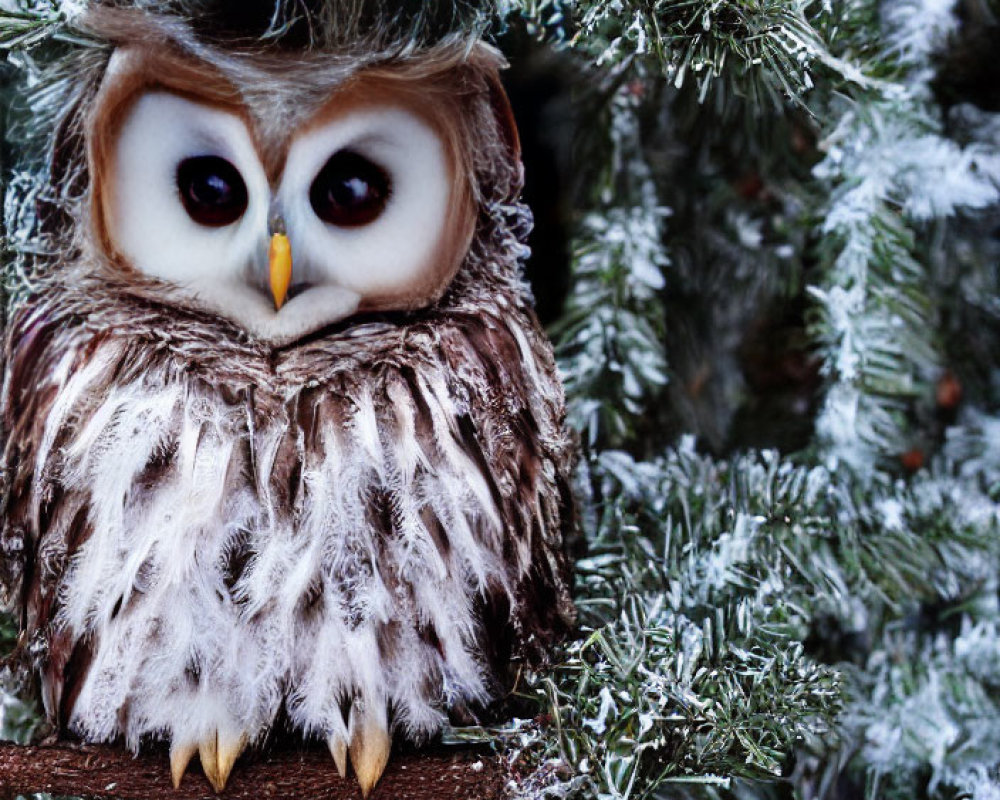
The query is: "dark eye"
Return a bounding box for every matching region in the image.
[176,155,248,227]
[309,150,391,228]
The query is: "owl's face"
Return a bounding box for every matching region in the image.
[89,47,479,345]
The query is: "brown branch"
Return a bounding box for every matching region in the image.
[0,740,509,800]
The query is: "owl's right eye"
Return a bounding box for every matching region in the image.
[176,155,248,227]
[309,150,391,228]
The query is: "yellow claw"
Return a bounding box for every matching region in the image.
[349,703,390,798]
[269,232,292,310]
[196,729,247,793]
[327,732,348,778]
[199,735,221,792]
[216,729,247,792]
[170,739,198,789]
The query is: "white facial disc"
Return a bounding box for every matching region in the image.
[278,105,453,300]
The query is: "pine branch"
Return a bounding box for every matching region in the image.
[517,0,872,108]
[554,90,669,452]
[513,437,999,799]
[526,602,839,798]
[806,93,1000,473]
[0,7,66,52]
[843,619,1000,800]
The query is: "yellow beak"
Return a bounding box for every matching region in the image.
[269,232,292,310]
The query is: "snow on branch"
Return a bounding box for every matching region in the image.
[808,0,1000,475]
[555,91,669,450]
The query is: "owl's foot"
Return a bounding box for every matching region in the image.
[167,711,387,796]
[170,729,247,792]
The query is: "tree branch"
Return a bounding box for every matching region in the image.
[0,740,508,800]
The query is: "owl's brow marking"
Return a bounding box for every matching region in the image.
[339,134,396,150]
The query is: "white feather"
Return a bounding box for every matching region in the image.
[53,347,519,747]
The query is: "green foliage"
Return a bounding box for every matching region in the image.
[0,5,66,51]
[0,613,42,744]
[521,0,870,107]
[499,440,1000,798]
[844,622,1000,800]
[807,94,997,474]
[501,1,1000,795]
[555,91,669,450]
[534,601,838,797]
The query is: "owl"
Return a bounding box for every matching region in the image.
[0,2,575,796]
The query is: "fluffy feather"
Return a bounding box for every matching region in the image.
[3,259,574,746]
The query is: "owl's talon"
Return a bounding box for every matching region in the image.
[327,732,348,778]
[199,736,222,792]
[217,729,248,791]
[194,729,247,793]
[348,703,390,798]
[170,739,197,789]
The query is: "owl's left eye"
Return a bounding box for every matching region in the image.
[176,155,249,227]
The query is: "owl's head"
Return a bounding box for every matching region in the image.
[71,4,522,345]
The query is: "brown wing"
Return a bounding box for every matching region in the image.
[1,299,96,724]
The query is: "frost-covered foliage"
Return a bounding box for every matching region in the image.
[808,0,1000,474]
[880,0,959,74]
[556,91,669,449]
[500,438,1000,798]
[504,0,1000,797]
[0,1,76,47]
[524,0,870,106]
[847,621,1000,800]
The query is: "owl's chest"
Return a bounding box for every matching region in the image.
[11,300,551,637]
[3,295,573,764]
[29,332,504,646]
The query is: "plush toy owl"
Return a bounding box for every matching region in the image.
[0,2,575,795]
